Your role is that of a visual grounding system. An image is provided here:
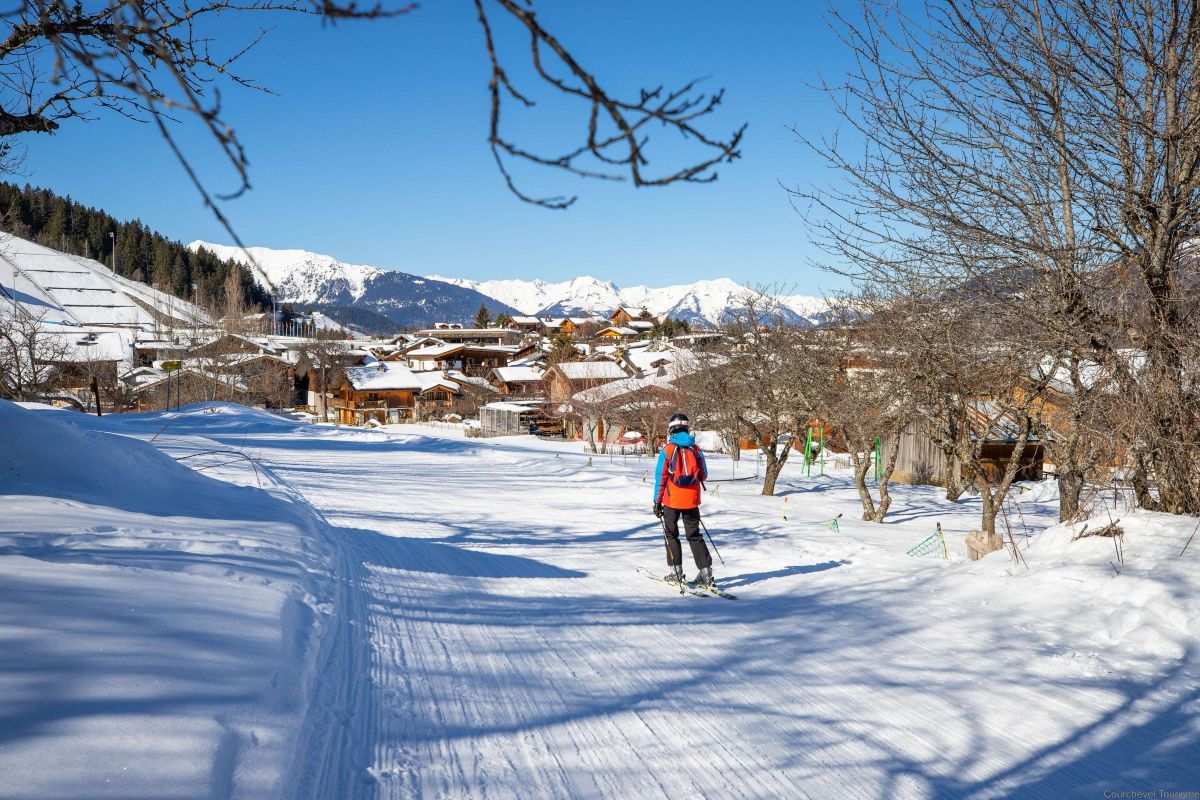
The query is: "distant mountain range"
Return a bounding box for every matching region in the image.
[189,242,827,332]
[431,275,826,327]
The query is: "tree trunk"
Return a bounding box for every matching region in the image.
[872,433,902,522]
[1057,470,1084,522]
[851,450,876,520]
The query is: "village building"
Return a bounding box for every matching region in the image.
[541,318,578,337]
[490,366,544,397]
[405,342,519,375]
[594,326,640,342]
[508,316,545,334]
[609,307,657,328]
[335,362,424,425]
[413,326,522,346]
[542,360,629,406]
[479,401,550,437]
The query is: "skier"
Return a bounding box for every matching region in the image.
[652,412,714,587]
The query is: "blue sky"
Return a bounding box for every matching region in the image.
[21,1,855,294]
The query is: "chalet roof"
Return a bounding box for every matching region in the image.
[624,344,684,373]
[598,326,639,336]
[344,362,424,391]
[493,366,543,384]
[412,370,460,394]
[510,316,542,325]
[446,370,499,393]
[572,361,686,405]
[133,366,248,394]
[628,320,656,330]
[40,325,134,363]
[407,342,465,358]
[483,401,543,414]
[551,361,628,381]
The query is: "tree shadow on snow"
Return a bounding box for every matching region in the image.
[339,526,585,579]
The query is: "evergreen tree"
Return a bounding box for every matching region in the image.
[0,181,271,310]
[474,302,492,328]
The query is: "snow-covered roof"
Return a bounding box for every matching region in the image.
[598,326,639,336]
[0,233,210,330]
[344,362,423,391]
[493,366,543,384]
[412,370,459,394]
[39,325,135,363]
[446,370,499,393]
[628,320,656,329]
[624,345,684,373]
[551,361,628,381]
[572,361,686,405]
[482,401,543,413]
[407,342,465,358]
[510,316,542,325]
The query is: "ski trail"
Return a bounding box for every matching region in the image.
[182,420,1200,799]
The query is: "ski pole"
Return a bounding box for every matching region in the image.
[698,517,725,566]
[658,515,685,594]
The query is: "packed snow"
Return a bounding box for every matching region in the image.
[3,401,1198,798]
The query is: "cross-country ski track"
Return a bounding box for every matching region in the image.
[2,402,1198,799]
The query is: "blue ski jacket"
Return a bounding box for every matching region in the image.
[652,432,708,508]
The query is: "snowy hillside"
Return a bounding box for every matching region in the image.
[1,233,210,329]
[5,399,1200,798]
[188,242,516,330]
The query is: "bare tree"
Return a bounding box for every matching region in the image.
[297,330,349,421]
[800,0,1200,517]
[808,307,914,522]
[0,0,745,246]
[686,292,811,496]
[0,306,68,400]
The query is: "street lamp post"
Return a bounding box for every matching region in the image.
[109,231,116,274]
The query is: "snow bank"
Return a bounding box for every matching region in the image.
[0,400,332,798]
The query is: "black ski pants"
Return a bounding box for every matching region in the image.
[661,506,711,570]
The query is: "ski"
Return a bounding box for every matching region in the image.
[636,567,707,597]
[689,581,738,600]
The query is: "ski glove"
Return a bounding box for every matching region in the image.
[654,502,665,518]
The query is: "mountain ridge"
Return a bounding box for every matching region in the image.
[189,241,827,330]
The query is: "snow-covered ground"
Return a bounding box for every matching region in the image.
[2,402,1198,799]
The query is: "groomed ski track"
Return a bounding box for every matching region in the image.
[170,413,1198,800]
[12,405,1195,799]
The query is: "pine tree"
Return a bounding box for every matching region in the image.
[474,302,492,328]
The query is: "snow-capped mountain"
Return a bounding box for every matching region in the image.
[434,274,827,327]
[188,242,383,305]
[427,275,624,318]
[189,241,826,331]
[188,242,516,331]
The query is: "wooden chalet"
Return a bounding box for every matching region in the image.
[609,307,657,328]
[595,326,640,342]
[542,360,629,406]
[491,366,544,397]
[413,326,522,346]
[336,362,423,425]
[542,318,578,337]
[508,316,545,334]
[406,342,518,376]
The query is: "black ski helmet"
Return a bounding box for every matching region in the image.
[667,412,690,434]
